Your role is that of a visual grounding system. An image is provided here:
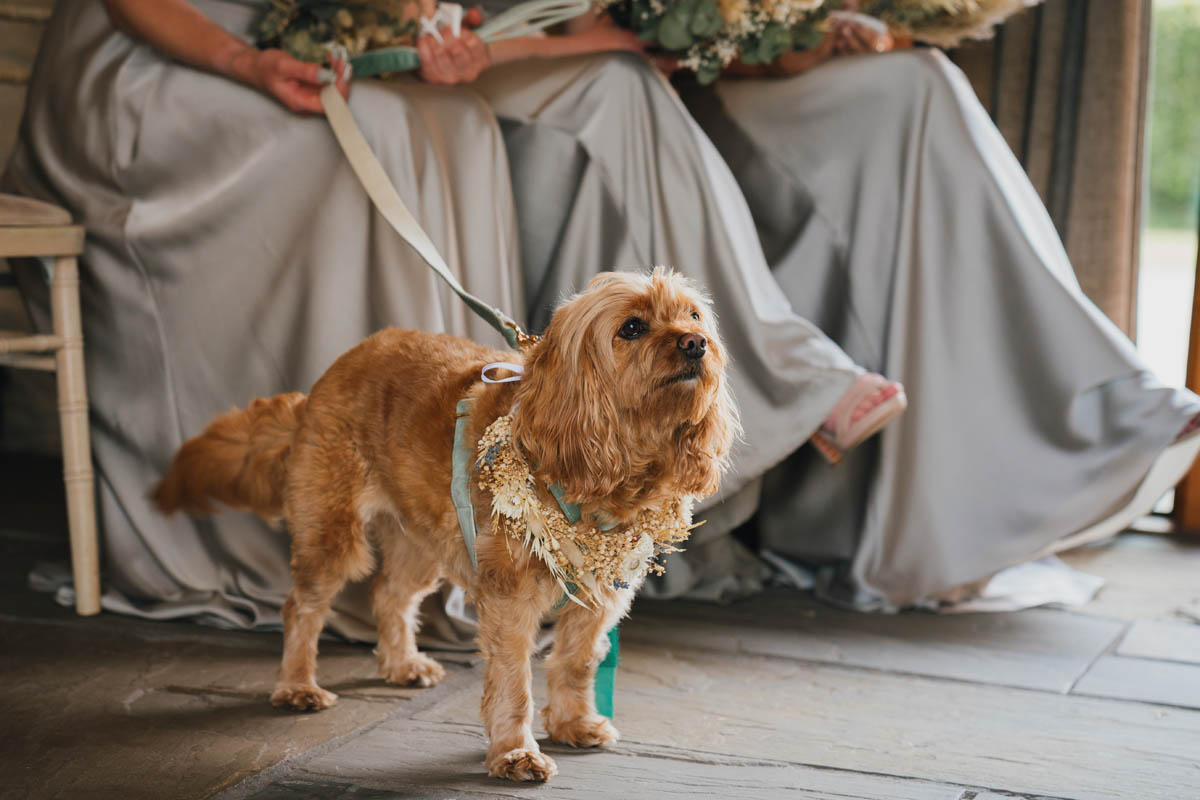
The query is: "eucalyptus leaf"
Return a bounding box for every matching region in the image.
[695,60,722,85]
[657,8,695,50]
[793,25,825,50]
[757,21,792,63]
[689,0,722,38]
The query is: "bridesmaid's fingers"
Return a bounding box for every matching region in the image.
[817,30,838,58]
[463,31,490,77]
[277,83,324,114]
[842,26,874,54]
[428,38,455,82]
[417,36,447,82]
[278,55,323,85]
[417,36,434,79]
[444,28,474,78]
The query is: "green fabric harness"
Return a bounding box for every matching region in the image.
[452,396,620,714]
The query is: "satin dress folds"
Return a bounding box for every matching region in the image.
[4,0,864,634]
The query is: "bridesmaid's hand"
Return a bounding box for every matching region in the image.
[417,7,491,84]
[832,21,896,55]
[828,0,887,54]
[229,47,351,114]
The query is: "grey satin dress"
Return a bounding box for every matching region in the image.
[678,49,1200,608]
[3,0,528,641]
[3,0,863,638]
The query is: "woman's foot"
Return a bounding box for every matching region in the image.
[1176,411,1200,443]
[813,372,907,464]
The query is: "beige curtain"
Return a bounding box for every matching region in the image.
[951,0,1151,336]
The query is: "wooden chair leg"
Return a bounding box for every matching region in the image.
[50,255,100,615]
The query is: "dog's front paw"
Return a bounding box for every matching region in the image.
[486,748,558,782]
[544,712,619,748]
[270,684,338,712]
[379,654,445,688]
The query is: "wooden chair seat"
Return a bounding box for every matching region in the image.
[0,192,99,616]
[0,194,73,227]
[0,194,83,260]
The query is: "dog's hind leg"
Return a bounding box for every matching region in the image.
[541,591,631,748]
[371,519,445,687]
[271,503,373,712]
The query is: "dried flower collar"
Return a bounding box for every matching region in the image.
[474,414,695,608]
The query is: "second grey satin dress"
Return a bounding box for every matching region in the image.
[679,50,1200,608]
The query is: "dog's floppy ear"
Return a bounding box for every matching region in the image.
[513,319,628,503]
[672,376,737,498]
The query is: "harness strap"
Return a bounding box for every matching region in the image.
[548,482,618,531]
[454,398,579,611]
[547,482,582,524]
[452,398,479,568]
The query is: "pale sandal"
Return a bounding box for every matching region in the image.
[1175,411,1200,444]
[812,373,908,465]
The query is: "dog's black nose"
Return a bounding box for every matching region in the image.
[678,332,707,360]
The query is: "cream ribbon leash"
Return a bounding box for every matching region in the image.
[317,0,591,347]
[319,83,531,349]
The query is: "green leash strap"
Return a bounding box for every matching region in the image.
[319,84,528,349]
[348,48,422,76]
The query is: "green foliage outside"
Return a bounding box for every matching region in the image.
[1147,1,1200,230]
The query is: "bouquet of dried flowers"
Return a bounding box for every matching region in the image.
[598,0,1040,84]
[254,0,422,63]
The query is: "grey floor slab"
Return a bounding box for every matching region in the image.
[0,569,465,800]
[411,641,1200,800]
[1072,655,1200,709]
[1059,533,1200,621]
[624,591,1125,692]
[283,719,980,800]
[1116,619,1200,665]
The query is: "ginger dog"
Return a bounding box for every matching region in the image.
[153,268,737,782]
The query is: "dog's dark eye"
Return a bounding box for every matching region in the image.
[618,317,647,340]
[690,311,700,321]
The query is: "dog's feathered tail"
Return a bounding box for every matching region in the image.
[152,393,307,522]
